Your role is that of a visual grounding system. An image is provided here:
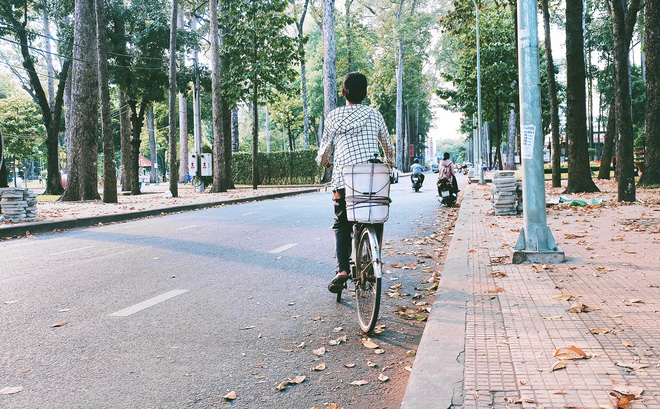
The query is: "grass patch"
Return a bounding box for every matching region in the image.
[37,194,60,201]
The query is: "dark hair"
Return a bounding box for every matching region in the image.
[443,152,450,160]
[343,72,368,103]
[413,158,419,163]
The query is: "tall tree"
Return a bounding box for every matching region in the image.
[118,88,132,190]
[295,0,311,149]
[177,7,188,184]
[638,0,659,186]
[541,0,561,188]
[608,0,642,201]
[0,0,70,195]
[395,0,404,170]
[61,0,100,201]
[598,98,615,179]
[147,106,157,182]
[223,0,297,189]
[96,0,117,203]
[168,0,179,196]
[322,0,337,115]
[209,0,227,192]
[564,0,599,193]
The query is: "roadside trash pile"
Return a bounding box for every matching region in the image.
[490,171,522,216]
[546,197,606,208]
[0,187,38,222]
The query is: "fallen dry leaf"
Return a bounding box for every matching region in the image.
[223,391,237,401]
[550,361,567,372]
[344,363,356,368]
[313,347,326,356]
[51,321,68,328]
[276,381,287,391]
[374,349,385,354]
[611,380,643,398]
[289,375,306,384]
[569,302,594,313]
[406,350,416,357]
[542,316,563,320]
[0,386,23,395]
[589,328,611,335]
[554,346,590,360]
[378,373,390,382]
[313,363,326,371]
[616,361,648,371]
[622,339,635,348]
[351,380,369,386]
[360,338,379,349]
[553,294,574,301]
[610,392,634,409]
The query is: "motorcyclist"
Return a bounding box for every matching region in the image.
[410,158,425,186]
[437,152,458,196]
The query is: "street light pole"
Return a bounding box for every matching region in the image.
[471,0,485,184]
[512,0,564,263]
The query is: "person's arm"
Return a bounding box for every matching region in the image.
[316,122,334,168]
[376,112,395,166]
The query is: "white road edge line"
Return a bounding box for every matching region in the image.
[49,246,95,256]
[175,225,199,231]
[109,290,189,317]
[268,243,298,254]
[242,212,256,216]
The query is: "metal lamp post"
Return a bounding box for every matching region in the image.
[471,0,485,184]
[512,0,564,263]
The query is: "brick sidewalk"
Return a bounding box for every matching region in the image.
[461,183,660,408]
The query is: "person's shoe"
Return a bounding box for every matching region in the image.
[328,272,349,293]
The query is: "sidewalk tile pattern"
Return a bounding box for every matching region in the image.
[460,184,660,409]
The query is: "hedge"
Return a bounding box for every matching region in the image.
[232,149,324,185]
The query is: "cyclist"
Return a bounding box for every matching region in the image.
[316,72,395,294]
[410,158,425,186]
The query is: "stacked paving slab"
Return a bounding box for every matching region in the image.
[490,171,519,216]
[0,187,38,222]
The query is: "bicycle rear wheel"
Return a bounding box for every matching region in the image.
[355,226,382,333]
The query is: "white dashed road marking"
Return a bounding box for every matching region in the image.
[110,290,189,317]
[267,243,298,254]
[49,246,95,256]
[175,225,198,231]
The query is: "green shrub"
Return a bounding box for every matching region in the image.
[232,149,324,185]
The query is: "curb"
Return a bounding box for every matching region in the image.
[0,188,320,239]
[400,189,472,409]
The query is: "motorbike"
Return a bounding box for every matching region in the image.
[411,174,422,192]
[438,178,456,206]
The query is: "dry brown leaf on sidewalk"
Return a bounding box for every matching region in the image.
[351,380,369,386]
[360,338,379,349]
[565,233,586,239]
[589,328,611,335]
[610,392,635,409]
[487,286,504,294]
[616,361,648,371]
[569,302,595,313]
[313,347,326,356]
[611,236,624,241]
[0,386,23,395]
[542,315,563,320]
[553,294,574,301]
[554,346,591,360]
[611,380,643,398]
[550,361,567,372]
[223,391,237,401]
[622,339,635,348]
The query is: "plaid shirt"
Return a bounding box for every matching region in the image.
[316,104,395,190]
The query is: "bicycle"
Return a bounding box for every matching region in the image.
[336,156,391,334]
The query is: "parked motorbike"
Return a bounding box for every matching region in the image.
[411,174,422,192]
[438,178,456,206]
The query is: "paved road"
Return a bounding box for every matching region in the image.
[1,173,448,408]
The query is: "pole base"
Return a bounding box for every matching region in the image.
[512,248,565,264]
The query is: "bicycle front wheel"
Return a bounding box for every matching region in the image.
[355,226,382,333]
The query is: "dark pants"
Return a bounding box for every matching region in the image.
[411,173,425,185]
[332,189,353,274]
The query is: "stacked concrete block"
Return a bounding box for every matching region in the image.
[490,171,518,216]
[0,187,38,222]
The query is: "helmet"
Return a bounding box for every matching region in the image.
[413,158,420,164]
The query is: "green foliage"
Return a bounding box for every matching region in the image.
[0,95,45,160]
[232,149,322,185]
[221,0,299,108]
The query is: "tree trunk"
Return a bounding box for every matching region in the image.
[0,129,7,188]
[222,97,234,189]
[296,0,310,149]
[564,0,599,194]
[177,8,188,184]
[598,99,616,179]
[42,3,55,112]
[609,0,642,201]
[128,101,147,195]
[506,104,516,170]
[323,0,337,115]
[266,105,271,153]
[210,0,227,193]
[61,0,100,201]
[345,0,354,72]
[168,0,179,197]
[96,0,117,203]
[231,108,239,152]
[252,83,259,190]
[639,0,660,186]
[119,89,132,191]
[148,107,157,183]
[542,0,562,187]
[395,0,404,170]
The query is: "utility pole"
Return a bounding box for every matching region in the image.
[471,0,485,184]
[513,0,564,264]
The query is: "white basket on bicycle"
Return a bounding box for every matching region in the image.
[342,163,391,223]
